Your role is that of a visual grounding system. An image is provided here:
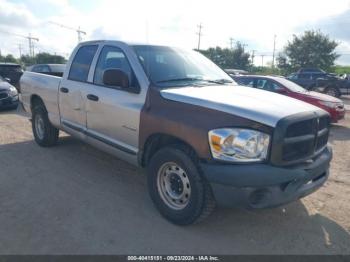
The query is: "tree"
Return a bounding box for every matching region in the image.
[280,30,339,71]
[0,52,66,68]
[20,53,66,67]
[199,42,251,70]
[35,52,66,64]
[20,55,36,66]
[0,54,19,63]
[276,53,292,75]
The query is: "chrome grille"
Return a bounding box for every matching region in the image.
[270,111,330,166]
[0,91,9,100]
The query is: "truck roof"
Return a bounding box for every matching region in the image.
[78,40,175,48]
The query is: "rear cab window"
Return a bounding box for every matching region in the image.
[68,45,98,82]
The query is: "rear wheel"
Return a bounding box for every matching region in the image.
[32,104,59,147]
[147,145,215,225]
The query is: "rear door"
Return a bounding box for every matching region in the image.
[59,44,98,138]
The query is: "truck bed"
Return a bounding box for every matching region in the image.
[20,71,61,124]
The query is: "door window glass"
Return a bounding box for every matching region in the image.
[68,45,98,82]
[256,79,267,89]
[94,46,133,86]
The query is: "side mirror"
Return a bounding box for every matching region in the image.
[103,69,129,89]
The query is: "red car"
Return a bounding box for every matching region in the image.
[233,75,345,123]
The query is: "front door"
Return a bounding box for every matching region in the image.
[83,45,145,163]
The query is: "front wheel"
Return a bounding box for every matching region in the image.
[32,104,59,147]
[147,146,215,225]
[325,86,341,98]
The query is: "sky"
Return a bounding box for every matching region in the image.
[1,0,350,66]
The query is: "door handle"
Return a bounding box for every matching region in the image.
[87,94,99,102]
[60,87,69,93]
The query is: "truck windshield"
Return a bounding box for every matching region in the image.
[132,45,236,87]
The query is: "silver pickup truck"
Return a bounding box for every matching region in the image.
[20,40,332,225]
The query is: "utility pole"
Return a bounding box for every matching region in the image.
[77,26,85,43]
[251,50,256,65]
[27,33,39,57]
[261,55,265,67]
[49,21,86,43]
[18,44,22,59]
[28,36,32,57]
[272,34,277,68]
[31,40,36,57]
[196,23,203,50]
[229,37,235,49]
[242,44,248,53]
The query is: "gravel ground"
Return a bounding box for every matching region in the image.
[0,108,349,255]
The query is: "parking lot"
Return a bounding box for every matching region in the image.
[0,105,349,255]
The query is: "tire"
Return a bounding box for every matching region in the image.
[32,103,59,147]
[325,86,341,98]
[147,145,216,225]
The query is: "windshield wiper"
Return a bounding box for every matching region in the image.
[156,77,204,83]
[156,78,233,85]
[205,79,234,84]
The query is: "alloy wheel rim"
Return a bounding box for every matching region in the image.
[327,89,336,97]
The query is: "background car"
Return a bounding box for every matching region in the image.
[0,63,23,89]
[27,64,66,77]
[296,68,325,74]
[224,68,249,77]
[0,76,19,110]
[287,70,350,98]
[233,75,345,123]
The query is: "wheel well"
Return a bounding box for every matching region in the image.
[141,134,198,167]
[325,85,340,94]
[30,95,45,112]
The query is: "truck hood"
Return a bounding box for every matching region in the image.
[161,85,323,127]
[302,91,342,103]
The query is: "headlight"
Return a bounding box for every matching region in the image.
[208,128,270,162]
[319,101,343,108]
[9,86,18,97]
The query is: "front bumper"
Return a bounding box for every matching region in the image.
[200,146,332,209]
[0,95,19,109]
[325,105,345,123]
